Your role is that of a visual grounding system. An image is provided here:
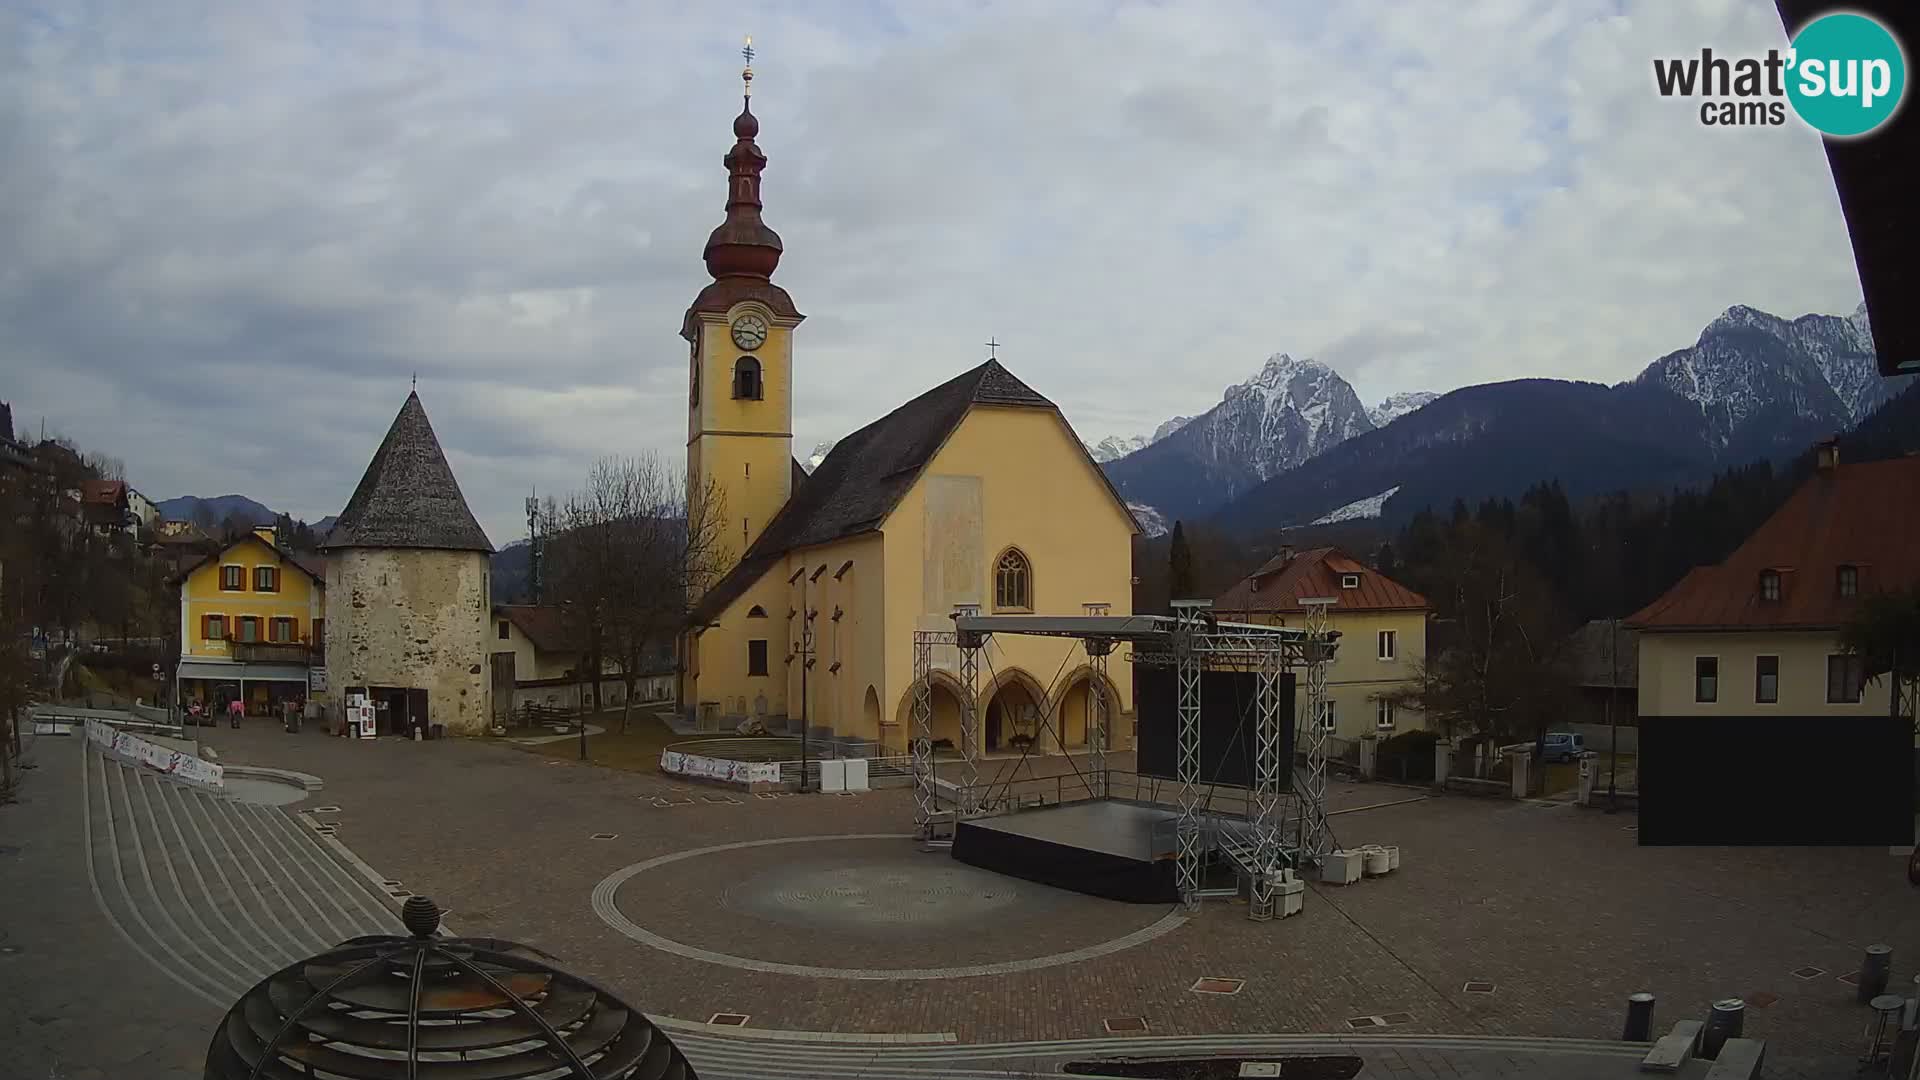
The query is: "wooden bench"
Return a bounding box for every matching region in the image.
[1640,1019,1703,1072]
[1703,1038,1764,1080]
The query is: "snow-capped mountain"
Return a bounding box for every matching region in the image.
[1212,301,1904,535]
[1633,301,1907,462]
[1104,354,1375,524]
[802,440,836,474]
[1368,392,1439,428]
[1085,415,1194,463]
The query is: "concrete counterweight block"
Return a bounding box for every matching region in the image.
[1321,849,1363,885]
[1361,845,1391,877]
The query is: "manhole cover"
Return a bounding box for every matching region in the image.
[1379,1011,1413,1024]
[1344,1016,1383,1029]
[1191,977,1246,995]
[1841,972,1862,985]
[1104,1016,1149,1033]
[591,832,618,840]
[1747,991,1779,1009]
[1792,966,1826,979]
[1462,980,1496,994]
[707,1013,750,1026]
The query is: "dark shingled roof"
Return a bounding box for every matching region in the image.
[321,392,494,553]
[691,359,1130,625]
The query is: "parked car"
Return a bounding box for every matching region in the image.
[1542,732,1586,763]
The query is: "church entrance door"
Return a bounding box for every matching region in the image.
[985,702,1003,752]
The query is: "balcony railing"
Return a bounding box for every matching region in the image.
[229,642,319,664]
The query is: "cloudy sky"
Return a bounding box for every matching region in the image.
[0,0,1868,543]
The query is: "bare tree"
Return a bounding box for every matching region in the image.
[546,455,730,734]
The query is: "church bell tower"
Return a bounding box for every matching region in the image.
[684,36,804,567]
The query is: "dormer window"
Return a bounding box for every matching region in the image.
[1759,570,1781,603]
[1340,574,1360,590]
[733,356,763,400]
[1838,565,1859,598]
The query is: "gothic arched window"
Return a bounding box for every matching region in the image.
[994,548,1032,611]
[733,356,763,400]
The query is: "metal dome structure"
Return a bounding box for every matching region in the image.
[205,896,698,1080]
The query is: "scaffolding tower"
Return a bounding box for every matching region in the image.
[908,605,1338,916]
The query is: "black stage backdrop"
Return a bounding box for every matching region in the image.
[1135,668,1294,790]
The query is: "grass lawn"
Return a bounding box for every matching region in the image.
[509,709,754,773]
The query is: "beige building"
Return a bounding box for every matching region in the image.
[1627,444,1918,723]
[679,90,1138,753]
[321,392,495,736]
[1213,546,1431,742]
[490,604,673,717]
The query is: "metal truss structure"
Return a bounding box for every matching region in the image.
[908,606,1338,917]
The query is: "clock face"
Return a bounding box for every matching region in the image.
[731,314,769,351]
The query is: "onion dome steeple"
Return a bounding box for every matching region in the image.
[703,35,783,281]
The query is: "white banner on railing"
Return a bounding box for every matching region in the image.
[86,718,225,790]
[659,750,781,786]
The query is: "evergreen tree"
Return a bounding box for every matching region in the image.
[1167,521,1195,605]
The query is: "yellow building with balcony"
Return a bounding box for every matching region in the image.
[174,526,327,717]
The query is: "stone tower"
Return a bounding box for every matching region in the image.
[683,52,805,569]
[320,392,495,735]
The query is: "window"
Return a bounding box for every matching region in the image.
[236,616,260,644]
[733,356,763,400]
[747,639,769,677]
[1694,657,1718,703]
[994,548,1032,610]
[220,565,245,591]
[1759,571,1780,602]
[203,614,227,641]
[1755,655,1779,704]
[268,617,296,644]
[498,619,510,640]
[1838,565,1859,598]
[1341,574,1360,589]
[254,565,279,592]
[1827,654,1865,704]
[1377,629,1396,661]
[1375,698,1395,731]
[1319,700,1338,732]
[747,605,768,618]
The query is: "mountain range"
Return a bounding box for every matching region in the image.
[1100,302,1907,537]
[153,494,335,538]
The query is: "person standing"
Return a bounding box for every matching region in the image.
[229,695,243,728]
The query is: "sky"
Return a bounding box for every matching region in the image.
[0,0,1870,544]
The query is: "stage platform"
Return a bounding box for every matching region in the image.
[951,800,1182,904]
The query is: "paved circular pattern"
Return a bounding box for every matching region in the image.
[592,833,1188,981]
[722,859,1069,935]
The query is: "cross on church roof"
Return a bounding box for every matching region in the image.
[985,337,1001,359]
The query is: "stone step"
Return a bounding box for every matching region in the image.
[1703,1038,1764,1080]
[235,800,397,939]
[1640,1019,1704,1072]
[167,782,317,972]
[186,779,342,958]
[119,765,262,995]
[142,771,296,979]
[82,749,244,1008]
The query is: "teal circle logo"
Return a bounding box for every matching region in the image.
[1786,12,1907,138]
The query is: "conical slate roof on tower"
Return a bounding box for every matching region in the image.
[321,392,494,553]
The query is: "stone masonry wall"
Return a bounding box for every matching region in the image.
[325,548,490,735]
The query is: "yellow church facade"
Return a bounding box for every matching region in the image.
[679,80,1137,755]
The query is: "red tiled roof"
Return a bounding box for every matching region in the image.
[1213,546,1429,615]
[496,605,584,654]
[81,479,126,505]
[1627,455,1920,631]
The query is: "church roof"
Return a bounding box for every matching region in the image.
[321,392,494,554]
[691,359,1131,626]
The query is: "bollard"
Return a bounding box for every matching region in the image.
[1700,998,1745,1060]
[1861,944,1895,1004]
[1622,992,1656,1042]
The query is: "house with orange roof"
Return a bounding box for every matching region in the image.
[1214,546,1431,741]
[1626,441,1919,722]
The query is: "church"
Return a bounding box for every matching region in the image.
[678,64,1139,756]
